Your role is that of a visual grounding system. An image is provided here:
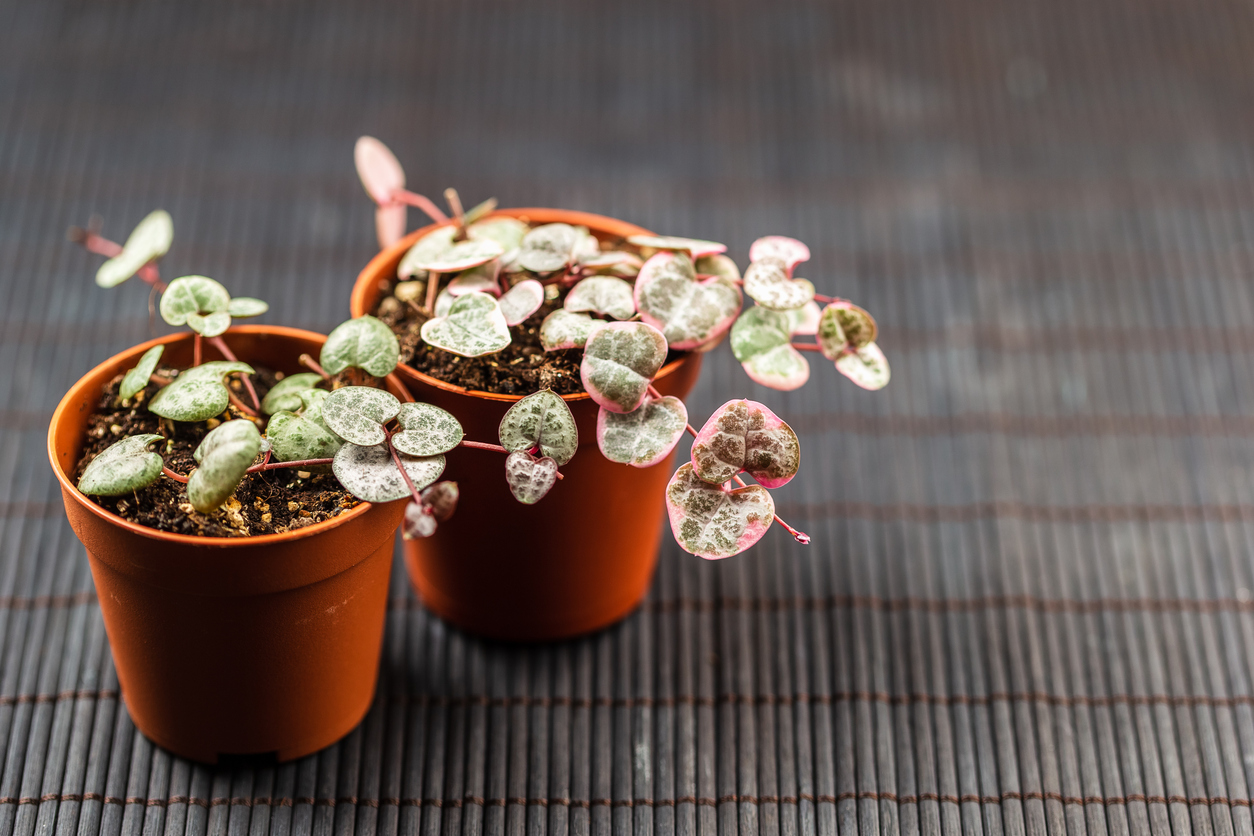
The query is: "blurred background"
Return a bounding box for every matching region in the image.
[4,1,1254,834]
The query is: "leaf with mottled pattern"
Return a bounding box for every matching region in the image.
[665,463,775,560]
[504,451,559,504]
[634,251,742,350]
[498,279,545,325]
[420,291,511,357]
[119,345,164,401]
[77,434,165,496]
[392,402,463,456]
[95,210,173,288]
[539,309,597,351]
[321,386,400,446]
[748,236,810,269]
[332,443,445,503]
[690,399,800,489]
[596,395,688,468]
[261,373,323,415]
[498,388,578,465]
[320,316,400,377]
[730,306,810,391]
[742,259,815,311]
[187,420,261,512]
[627,234,727,259]
[565,276,636,320]
[580,321,669,414]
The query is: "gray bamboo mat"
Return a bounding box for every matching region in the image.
[4,0,1254,833]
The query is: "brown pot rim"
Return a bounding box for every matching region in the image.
[351,207,691,405]
[48,324,410,548]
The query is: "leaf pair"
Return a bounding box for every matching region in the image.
[634,252,742,350]
[730,306,816,391]
[815,302,890,390]
[514,223,599,273]
[95,210,173,288]
[498,389,578,504]
[402,481,459,540]
[148,361,256,422]
[160,276,268,337]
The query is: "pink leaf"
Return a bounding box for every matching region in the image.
[504,451,559,504]
[691,399,800,489]
[665,463,775,560]
[355,136,405,205]
[375,204,407,249]
[498,279,545,326]
[749,236,811,269]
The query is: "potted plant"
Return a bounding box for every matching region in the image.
[348,138,890,641]
[51,213,545,761]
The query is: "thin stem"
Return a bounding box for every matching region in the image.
[384,429,424,503]
[791,342,823,352]
[193,333,202,367]
[458,439,563,478]
[148,374,172,388]
[147,283,160,337]
[162,466,188,484]
[68,229,167,290]
[730,475,810,545]
[813,293,837,304]
[390,189,449,223]
[208,335,262,412]
[227,389,260,418]
[444,188,465,233]
[250,457,333,472]
[298,353,332,382]
[424,271,440,314]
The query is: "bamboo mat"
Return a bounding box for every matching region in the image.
[4,0,1254,833]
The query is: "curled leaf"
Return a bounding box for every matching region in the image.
[448,261,502,297]
[730,306,810,391]
[565,276,636,320]
[516,223,580,273]
[226,297,268,318]
[392,402,464,456]
[665,463,775,560]
[321,316,400,377]
[266,409,343,464]
[160,275,231,328]
[77,434,165,496]
[498,279,545,326]
[748,236,811,269]
[816,301,878,357]
[354,136,405,205]
[627,234,727,259]
[332,443,445,503]
[401,226,503,274]
[467,216,529,251]
[95,210,173,288]
[120,345,164,401]
[690,399,800,489]
[499,388,579,465]
[787,301,822,336]
[261,373,323,415]
[835,342,891,390]
[742,259,815,311]
[596,396,688,468]
[185,311,231,337]
[634,251,742,350]
[580,321,669,414]
[539,309,597,351]
[504,451,559,504]
[321,386,401,446]
[187,420,261,513]
[403,500,438,540]
[420,291,511,357]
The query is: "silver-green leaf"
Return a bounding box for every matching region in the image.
[160,275,231,326]
[321,386,400,447]
[400,226,503,274]
[320,316,401,377]
[596,396,688,468]
[187,420,261,513]
[261,373,323,415]
[539,309,597,351]
[742,259,815,311]
[95,210,173,288]
[565,276,636,320]
[580,321,669,414]
[665,462,774,560]
[420,291,511,357]
[516,223,580,273]
[147,361,255,422]
[498,388,578,465]
[504,451,559,505]
[119,345,164,401]
[392,402,464,456]
[77,434,165,496]
[332,443,445,503]
[467,216,529,251]
[266,410,344,463]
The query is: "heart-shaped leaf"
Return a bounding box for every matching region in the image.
[504,451,559,504]
[77,434,165,496]
[400,226,503,274]
[420,291,511,357]
[499,388,578,465]
[148,361,254,422]
[185,311,232,337]
[187,420,261,512]
[627,234,727,259]
[120,345,164,401]
[467,216,529,251]
[565,276,636,320]
[835,342,891,390]
[539,309,597,351]
[261,373,323,415]
[634,252,742,350]
[516,223,580,273]
[448,261,502,297]
[266,410,344,463]
[226,297,268,318]
[498,279,545,325]
[321,386,400,446]
[597,395,688,468]
[694,253,741,282]
[355,136,405,205]
[580,321,669,413]
[579,251,643,277]
[748,236,811,269]
[665,463,775,559]
[376,204,407,249]
[817,301,878,358]
[787,301,822,336]
[160,276,231,327]
[392,402,463,456]
[95,210,174,288]
[690,399,801,489]
[321,316,400,377]
[731,306,810,391]
[422,481,459,521]
[742,260,816,311]
[403,501,439,540]
[333,443,446,503]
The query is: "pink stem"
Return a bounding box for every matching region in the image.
[390,189,449,223]
[226,389,260,418]
[425,271,440,314]
[813,293,837,304]
[162,466,188,484]
[458,439,564,479]
[208,336,262,413]
[791,342,823,352]
[299,353,333,382]
[730,475,810,544]
[384,429,425,503]
[444,188,465,233]
[193,334,202,367]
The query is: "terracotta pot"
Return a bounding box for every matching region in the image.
[352,209,702,641]
[48,326,410,763]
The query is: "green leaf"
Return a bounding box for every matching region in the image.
[261,373,323,415]
[835,342,891,390]
[817,301,878,358]
[539,309,597,351]
[119,345,164,401]
[77,434,165,496]
[177,360,255,382]
[185,311,232,337]
[266,410,344,463]
[730,306,809,391]
[665,463,775,559]
[226,297,269,318]
[516,223,580,273]
[596,395,688,468]
[321,386,401,446]
[160,275,231,326]
[392,402,464,456]
[420,291,511,357]
[504,451,559,504]
[332,443,445,503]
[467,216,528,250]
[498,388,578,465]
[399,225,503,273]
[634,251,743,350]
[580,321,669,413]
[320,316,401,377]
[148,378,229,422]
[95,210,173,288]
[565,276,636,320]
[690,399,800,489]
[742,259,816,311]
[187,420,261,513]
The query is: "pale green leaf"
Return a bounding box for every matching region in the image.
[392,402,464,456]
[77,434,165,496]
[320,316,400,377]
[261,373,323,415]
[539,309,596,351]
[226,297,268,318]
[160,275,231,326]
[187,420,261,513]
[596,396,688,468]
[565,276,636,320]
[420,291,511,357]
[580,321,669,413]
[119,345,164,401]
[467,216,528,250]
[498,389,578,465]
[742,259,816,311]
[321,386,401,446]
[94,210,173,288]
[516,223,579,273]
[266,410,344,463]
[185,311,232,337]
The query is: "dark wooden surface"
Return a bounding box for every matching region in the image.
[4,0,1254,833]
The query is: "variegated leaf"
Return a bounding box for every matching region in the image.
[596,396,688,468]
[786,301,822,336]
[504,451,559,504]
[420,291,511,357]
[467,216,529,251]
[835,342,891,390]
[392,402,463,456]
[261,373,323,415]
[185,311,231,337]
[187,420,261,513]
[95,210,174,288]
[499,388,578,465]
[403,501,438,539]
[77,434,165,496]
[119,345,164,401]
[498,279,545,326]
[148,361,254,422]
[266,410,343,463]
[634,251,742,350]
[694,253,741,282]
[333,443,445,503]
[400,225,503,274]
[321,386,400,446]
[539,309,597,351]
[730,306,809,391]
[579,251,643,277]
[816,301,878,357]
[516,223,579,273]
[321,315,400,377]
[160,275,231,327]
[690,399,800,489]
[665,463,775,560]
[226,297,268,318]
[580,321,668,414]
[448,261,502,296]
[748,236,811,269]
[626,234,727,259]
[742,259,815,311]
[565,276,636,320]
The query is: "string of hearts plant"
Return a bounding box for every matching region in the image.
[68,212,586,539]
[354,137,893,559]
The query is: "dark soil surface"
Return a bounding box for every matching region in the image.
[74,366,365,538]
